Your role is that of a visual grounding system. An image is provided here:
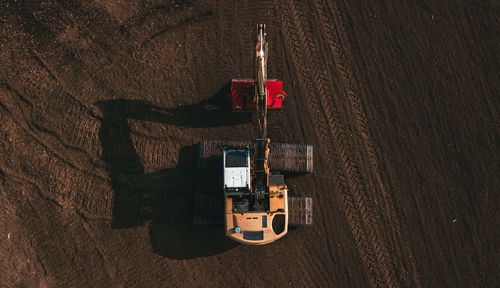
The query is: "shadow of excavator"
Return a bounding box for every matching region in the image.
[95,83,244,259]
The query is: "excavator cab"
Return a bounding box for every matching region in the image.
[223,148,251,196]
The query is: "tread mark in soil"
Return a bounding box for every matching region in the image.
[312,1,408,286]
[281,1,399,287]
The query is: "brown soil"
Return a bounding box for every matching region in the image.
[0,0,497,287]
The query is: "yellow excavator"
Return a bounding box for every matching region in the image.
[195,24,313,245]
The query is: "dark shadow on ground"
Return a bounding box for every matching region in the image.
[95,85,241,259]
[97,83,250,129]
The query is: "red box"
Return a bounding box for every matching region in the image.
[230,79,286,112]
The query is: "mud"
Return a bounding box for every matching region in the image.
[0,0,497,287]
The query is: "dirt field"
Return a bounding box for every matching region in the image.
[0,0,497,287]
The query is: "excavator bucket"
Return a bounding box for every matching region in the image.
[288,197,313,226]
[230,79,286,112]
[197,140,313,173]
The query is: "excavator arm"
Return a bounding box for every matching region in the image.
[253,24,270,197]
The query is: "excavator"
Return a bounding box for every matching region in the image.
[194,24,313,245]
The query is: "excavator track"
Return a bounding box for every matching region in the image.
[271,143,313,173]
[198,140,313,173]
[288,197,313,226]
[193,195,224,225]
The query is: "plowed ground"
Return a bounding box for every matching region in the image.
[0,0,497,287]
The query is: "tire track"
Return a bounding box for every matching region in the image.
[0,110,113,219]
[0,83,105,179]
[131,135,177,171]
[280,1,398,287]
[312,0,406,286]
[313,0,398,224]
[2,46,103,162]
[13,182,111,287]
[280,2,383,286]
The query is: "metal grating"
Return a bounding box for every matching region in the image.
[270,143,313,173]
[288,197,313,226]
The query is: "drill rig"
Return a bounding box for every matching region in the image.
[195,24,313,245]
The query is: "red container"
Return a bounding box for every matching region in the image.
[230,79,286,112]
